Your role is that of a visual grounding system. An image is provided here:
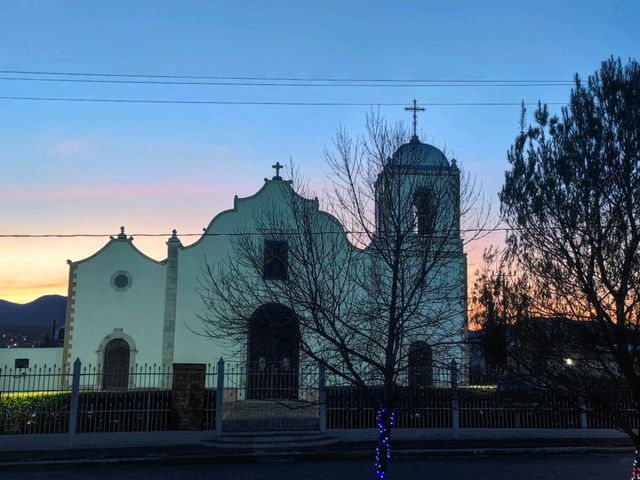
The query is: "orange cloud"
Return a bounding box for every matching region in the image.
[0,281,68,304]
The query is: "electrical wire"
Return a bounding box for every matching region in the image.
[0,76,573,88]
[0,69,576,84]
[0,227,522,238]
[0,96,565,107]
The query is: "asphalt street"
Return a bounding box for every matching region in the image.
[3,455,633,480]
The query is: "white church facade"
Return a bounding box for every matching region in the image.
[1,137,468,392]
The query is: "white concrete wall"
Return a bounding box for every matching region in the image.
[68,239,166,368]
[173,182,289,365]
[0,347,63,369]
[0,347,64,392]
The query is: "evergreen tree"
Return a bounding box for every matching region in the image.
[500,57,640,475]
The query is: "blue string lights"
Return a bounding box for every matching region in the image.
[375,408,396,480]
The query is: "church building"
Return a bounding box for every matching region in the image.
[1,134,468,393]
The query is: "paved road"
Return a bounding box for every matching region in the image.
[4,455,633,480]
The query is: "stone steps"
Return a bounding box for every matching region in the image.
[202,431,339,451]
[222,417,320,432]
[221,399,320,432]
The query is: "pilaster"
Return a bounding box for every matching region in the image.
[61,261,77,386]
[161,230,182,369]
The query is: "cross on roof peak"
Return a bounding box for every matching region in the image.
[404,99,425,144]
[272,162,283,180]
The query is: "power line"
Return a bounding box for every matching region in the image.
[0,76,573,88]
[0,69,576,84]
[0,227,518,238]
[0,96,566,107]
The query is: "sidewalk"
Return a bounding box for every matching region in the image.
[0,429,633,470]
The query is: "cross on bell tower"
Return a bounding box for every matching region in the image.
[404,99,425,144]
[272,162,283,180]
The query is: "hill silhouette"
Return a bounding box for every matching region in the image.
[0,295,66,330]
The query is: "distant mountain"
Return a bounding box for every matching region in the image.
[0,295,67,329]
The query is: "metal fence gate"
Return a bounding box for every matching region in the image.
[219,360,322,432]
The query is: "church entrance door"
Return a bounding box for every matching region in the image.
[247,304,300,400]
[103,338,130,390]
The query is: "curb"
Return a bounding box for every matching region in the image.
[0,446,634,470]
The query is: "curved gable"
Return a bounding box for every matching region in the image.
[71,238,165,267]
[182,179,359,252]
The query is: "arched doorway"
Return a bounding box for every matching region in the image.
[103,338,130,390]
[247,303,300,399]
[408,341,433,388]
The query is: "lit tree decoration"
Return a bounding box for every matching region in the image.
[632,452,640,480]
[375,408,396,479]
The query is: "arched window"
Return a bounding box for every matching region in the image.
[103,338,130,390]
[412,204,419,233]
[409,341,433,388]
[413,190,435,235]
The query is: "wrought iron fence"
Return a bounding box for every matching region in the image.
[1,360,638,435]
[75,364,172,433]
[0,362,218,435]
[325,364,454,429]
[326,386,453,429]
[459,387,581,429]
[0,364,72,435]
[586,398,640,430]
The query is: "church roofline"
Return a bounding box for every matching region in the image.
[68,236,166,267]
[181,178,283,251]
[181,177,362,253]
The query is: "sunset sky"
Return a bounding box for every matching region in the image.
[1,1,638,303]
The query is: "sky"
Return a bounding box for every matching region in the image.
[0,1,638,303]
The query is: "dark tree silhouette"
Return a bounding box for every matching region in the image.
[470,248,531,372]
[498,57,640,474]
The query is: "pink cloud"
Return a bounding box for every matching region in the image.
[47,138,95,157]
[0,180,251,201]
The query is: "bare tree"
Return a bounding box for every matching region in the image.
[494,57,640,476]
[198,113,489,479]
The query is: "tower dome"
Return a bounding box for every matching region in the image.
[387,140,450,170]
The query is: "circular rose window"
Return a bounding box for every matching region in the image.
[114,274,128,288]
[111,271,132,292]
